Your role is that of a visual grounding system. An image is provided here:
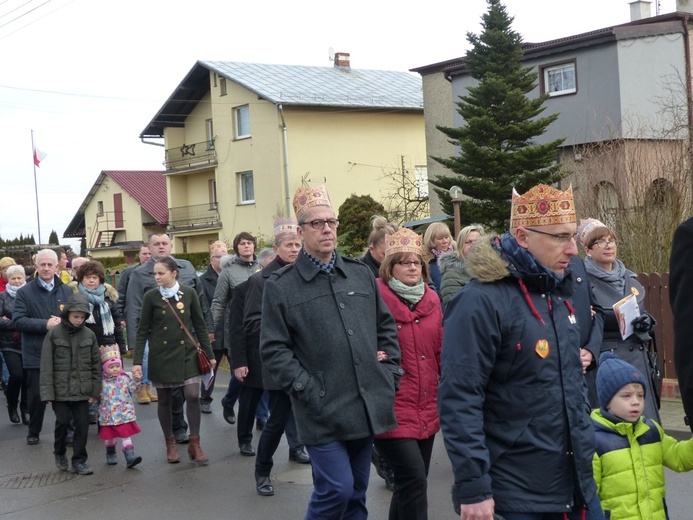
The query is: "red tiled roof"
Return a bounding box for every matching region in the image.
[104,171,167,224]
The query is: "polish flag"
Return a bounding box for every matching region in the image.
[33,147,47,167]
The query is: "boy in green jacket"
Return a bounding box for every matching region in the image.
[592,352,693,519]
[40,293,101,475]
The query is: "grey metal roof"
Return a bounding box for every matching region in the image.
[200,60,423,109]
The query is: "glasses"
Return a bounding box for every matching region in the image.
[525,227,577,245]
[592,239,618,248]
[396,260,422,268]
[302,218,339,230]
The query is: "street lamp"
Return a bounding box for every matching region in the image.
[449,185,463,238]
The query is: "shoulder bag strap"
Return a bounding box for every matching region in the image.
[164,298,199,347]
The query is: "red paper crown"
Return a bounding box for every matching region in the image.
[511,184,576,228]
[385,228,423,257]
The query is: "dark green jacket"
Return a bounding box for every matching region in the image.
[134,285,212,384]
[39,294,101,402]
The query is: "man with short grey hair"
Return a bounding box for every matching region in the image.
[13,249,72,445]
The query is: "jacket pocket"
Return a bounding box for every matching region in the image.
[292,370,325,416]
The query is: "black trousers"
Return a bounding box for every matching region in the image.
[26,368,47,436]
[52,400,90,464]
[237,385,264,445]
[3,351,27,412]
[374,436,435,520]
[172,386,188,434]
[256,389,298,476]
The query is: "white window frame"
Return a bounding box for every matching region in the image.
[543,61,576,97]
[234,105,251,139]
[238,171,254,204]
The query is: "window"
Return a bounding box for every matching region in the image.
[238,171,254,204]
[208,179,218,210]
[543,61,576,97]
[648,178,675,207]
[234,105,250,139]
[414,165,429,198]
[219,77,227,96]
[97,201,104,216]
[206,119,214,149]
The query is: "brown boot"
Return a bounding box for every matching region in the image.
[136,386,151,404]
[165,435,180,463]
[187,435,209,465]
[145,384,158,402]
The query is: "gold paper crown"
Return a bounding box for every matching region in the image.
[385,228,423,257]
[274,217,299,239]
[208,240,227,254]
[510,184,576,228]
[99,345,121,365]
[576,217,608,248]
[293,185,332,221]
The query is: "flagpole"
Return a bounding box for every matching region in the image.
[31,130,42,245]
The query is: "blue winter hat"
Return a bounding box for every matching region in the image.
[597,352,645,409]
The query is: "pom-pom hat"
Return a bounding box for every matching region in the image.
[385,228,423,257]
[293,185,332,221]
[596,351,645,409]
[510,184,576,229]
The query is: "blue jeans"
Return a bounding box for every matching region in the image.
[497,492,605,520]
[305,436,373,520]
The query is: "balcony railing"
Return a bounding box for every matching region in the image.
[165,139,216,171]
[168,203,221,231]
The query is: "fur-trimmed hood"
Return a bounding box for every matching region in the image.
[68,281,119,301]
[464,237,511,283]
[437,251,468,276]
[219,254,238,270]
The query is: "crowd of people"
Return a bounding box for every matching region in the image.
[3,182,693,520]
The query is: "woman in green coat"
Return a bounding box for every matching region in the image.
[133,257,214,465]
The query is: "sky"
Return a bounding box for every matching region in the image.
[0,0,678,253]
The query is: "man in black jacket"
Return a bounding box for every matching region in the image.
[13,249,72,445]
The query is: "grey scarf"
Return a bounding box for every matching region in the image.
[584,255,627,295]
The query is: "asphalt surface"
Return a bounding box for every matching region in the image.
[1,363,691,519]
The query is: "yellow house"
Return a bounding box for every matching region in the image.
[140,54,427,253]
[63,170,167,262]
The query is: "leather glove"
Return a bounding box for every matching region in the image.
[632,312,656,343]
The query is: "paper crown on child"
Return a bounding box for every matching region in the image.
[99,344,121,365]
[293,185,332,221]
[510,184,576,229]
[385,228,423,257]
[274,217,299,239]
[576,217,608,248]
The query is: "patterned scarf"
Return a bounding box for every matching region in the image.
[387,278,425,304]
[430,245,454,258]
[5,282,24,298]
[159,282,181,301]
[499,232,565,289]
[78,283,115,336]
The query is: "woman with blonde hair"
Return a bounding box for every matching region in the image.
[422,222,454,294]
[359,215,398,278]
[438,224,484,307]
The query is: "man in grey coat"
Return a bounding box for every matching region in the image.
[260,185,402,519]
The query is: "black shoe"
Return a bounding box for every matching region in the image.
[66,430,74,448]
[27,434,39,445]
[221,398,236,424]
[200,402,212,414]
[239,443,256,456]
[22,411,30,425]
[255,418,266,431]
[55,453,68,471]
[255,474,274,496]
[289,447,310,464]
[70,462,93,475]
[8,407,20,424]
[372,446,395,492]
[174,431,189,444]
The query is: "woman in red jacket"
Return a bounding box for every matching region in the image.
[376,228,443,520]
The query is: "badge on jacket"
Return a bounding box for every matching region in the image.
[535,339,550,358]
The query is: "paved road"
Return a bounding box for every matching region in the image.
[1,365,691,519]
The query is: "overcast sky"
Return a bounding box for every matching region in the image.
[0,0,678,253]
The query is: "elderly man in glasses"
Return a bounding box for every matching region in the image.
[260,185,403,519]
[438,184,605,520]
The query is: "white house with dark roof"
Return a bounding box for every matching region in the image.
[140,53,427,253]
[63,170,167,261]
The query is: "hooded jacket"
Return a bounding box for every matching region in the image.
[437,250,472,308]
[591,409,693,519]
[39,294,101,402]
[438,236,597,514]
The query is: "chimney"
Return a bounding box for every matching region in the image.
[678,0,693,13]
[630,0,652,21]
[334,52,351,71]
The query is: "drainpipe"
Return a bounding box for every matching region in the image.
[684,14,693,184]
[140,138,165,147]
[278,104,291,218]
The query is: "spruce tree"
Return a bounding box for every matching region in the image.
[432,0,566,232]
[48,230,59,244]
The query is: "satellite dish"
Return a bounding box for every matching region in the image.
[328,46,334,61]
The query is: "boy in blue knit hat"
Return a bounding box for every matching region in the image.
[591,351,693,519]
